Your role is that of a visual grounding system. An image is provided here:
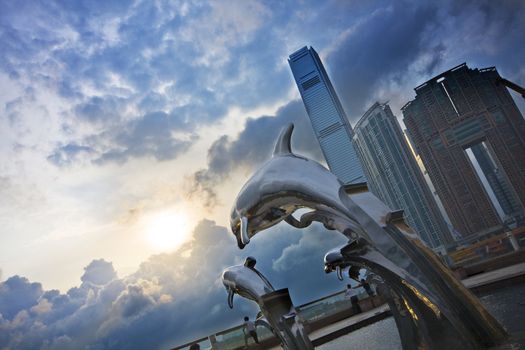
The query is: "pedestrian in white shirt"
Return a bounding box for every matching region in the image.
[345,284,362,314]
[243,316,259,345]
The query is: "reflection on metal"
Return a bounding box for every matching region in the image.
[230,124,509,350]
[222,256,274,309]
[401,280,440,317]
[402,297,418,321]
[222,257,314,350]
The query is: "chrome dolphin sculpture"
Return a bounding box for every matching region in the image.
[229,123,509,349]
[230,123,365,249]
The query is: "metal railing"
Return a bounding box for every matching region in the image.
[170,287,375,350]
[448,227,525,267]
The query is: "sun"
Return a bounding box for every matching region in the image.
[144,209,191,251]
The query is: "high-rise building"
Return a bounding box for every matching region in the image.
[353,102,453,247]
[288,46,366,185]
[402,63,525,238]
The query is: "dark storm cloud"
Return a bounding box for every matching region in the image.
[187,100,324,207]
[0,219,348,349]
[325,1,442,121]
[326,0,525,121]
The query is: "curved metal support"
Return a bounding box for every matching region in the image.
[229,123,509,349]
[336,266,344,281]
[284,214,311,229]
[324,245,467,349]
[254,316,273,332]
[227,288,234,309]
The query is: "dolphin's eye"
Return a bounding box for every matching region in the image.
[263,207,286,222]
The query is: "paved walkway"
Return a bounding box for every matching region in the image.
[461,261,525,289]
[309,304,390,341]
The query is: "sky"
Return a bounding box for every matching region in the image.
[1,0,524,348]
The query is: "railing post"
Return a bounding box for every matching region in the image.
[507,231,520,251]
[208,334,219,350]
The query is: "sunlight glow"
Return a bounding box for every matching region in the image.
[144,209,191,251]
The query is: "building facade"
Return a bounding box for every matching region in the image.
[288,46,366,185]
[353,102,453,247]
[402,63,525,238]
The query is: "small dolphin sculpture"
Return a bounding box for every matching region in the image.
[221,257,314,350]
[222,256,274,308]
[324,246,359,281]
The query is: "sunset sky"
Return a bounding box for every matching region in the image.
[1,0,524,348]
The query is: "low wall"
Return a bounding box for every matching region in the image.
[305,294,386,332]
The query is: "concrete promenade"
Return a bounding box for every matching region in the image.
[308,304,391,346]
[462,261,525,290]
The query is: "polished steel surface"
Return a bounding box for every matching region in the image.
[221,257,314,350]
[229,123,509,350]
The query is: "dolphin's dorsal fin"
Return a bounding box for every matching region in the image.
[273,123,294,156]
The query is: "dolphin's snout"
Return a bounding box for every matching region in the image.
[227,287,234,309]
[232,224,245,249]
[336,266,344,281]
[230,215,246,249]
[231,215,250,249]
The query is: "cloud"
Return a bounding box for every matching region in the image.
[73,96,127,124]
[0,219,349,349]
[321,1,442,121]
[272,224,347,273]
[93,111,199,164]
[47,144,95,166]
[187,100,324,207]
[1,0,288,168]
[179,0,272,67]
[3,0,524,169]
[0,276,43,321]
[325,0,525,120]
[80,259,117,286]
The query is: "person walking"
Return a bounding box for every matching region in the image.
[243,316,259,346]
[345,284,362,314]
[356,278,375,297]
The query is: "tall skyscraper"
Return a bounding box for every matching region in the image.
[288,46,366,185]
[353,102,453,247]
[402,63,525,238]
